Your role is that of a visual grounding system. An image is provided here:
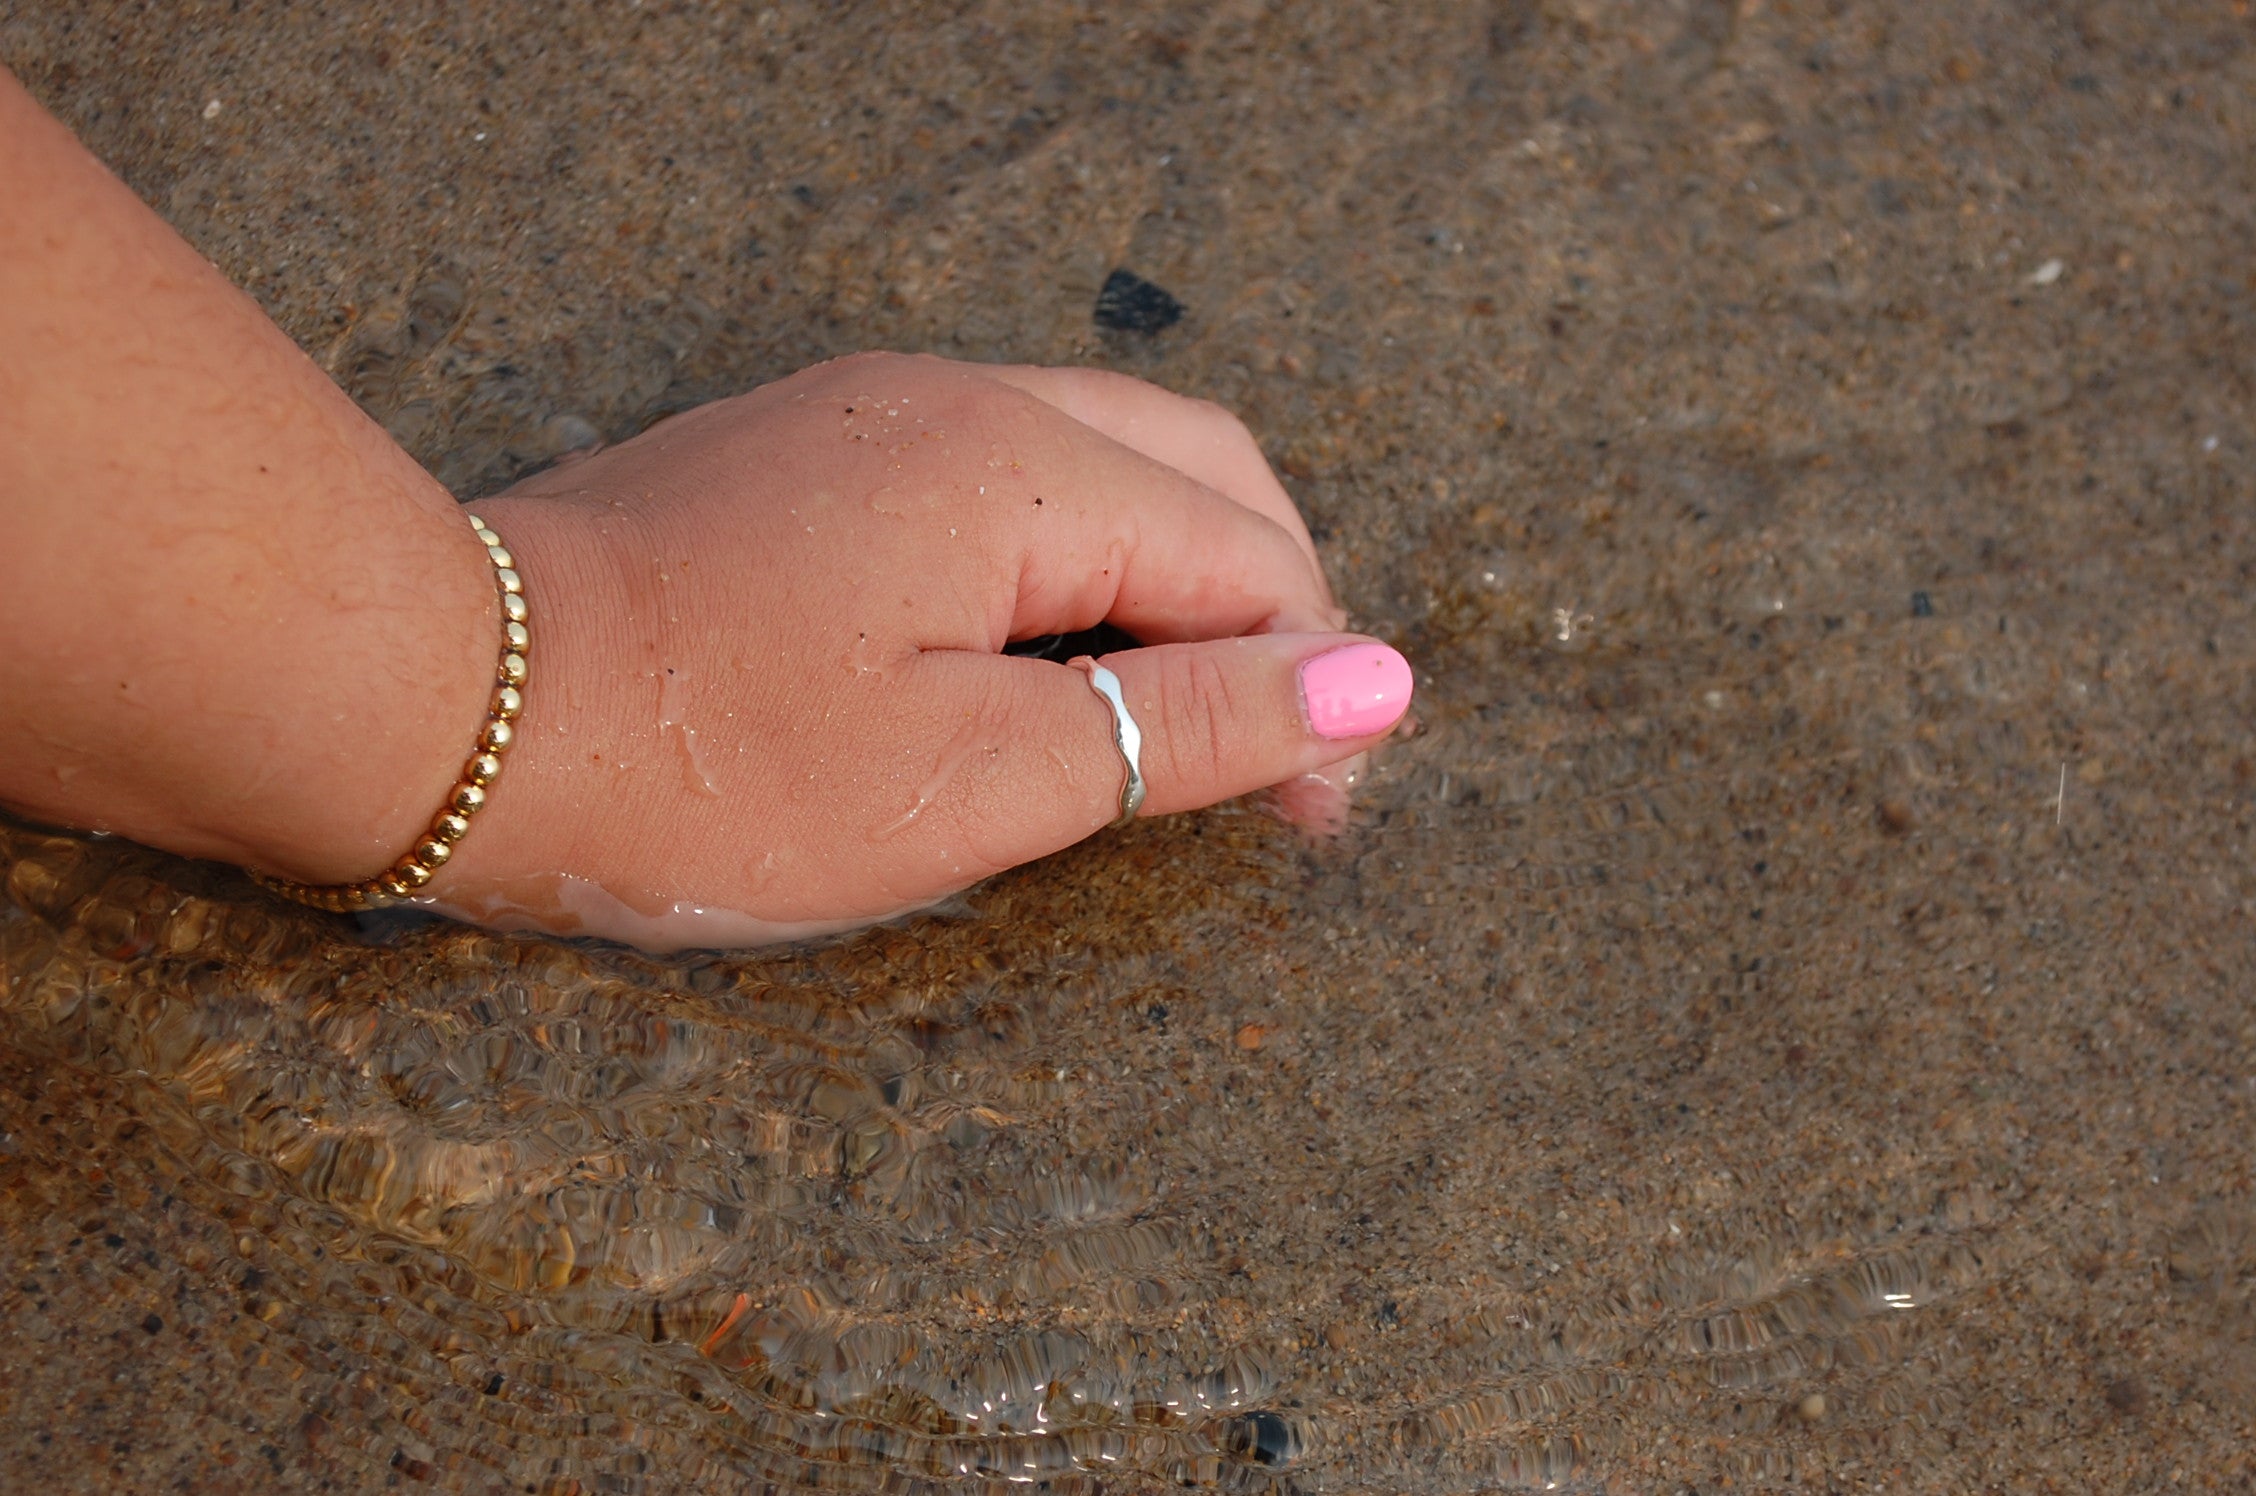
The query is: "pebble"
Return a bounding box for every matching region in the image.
[1094,269,1184,333]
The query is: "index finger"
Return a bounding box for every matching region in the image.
[978,363,1332,588]
[969,377,1340,646]
[796,355,1341,650]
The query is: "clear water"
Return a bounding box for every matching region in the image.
[5,0,2256,1490]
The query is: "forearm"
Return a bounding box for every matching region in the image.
[0,67,493,884]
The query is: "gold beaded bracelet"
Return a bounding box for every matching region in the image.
[251,511,528,913]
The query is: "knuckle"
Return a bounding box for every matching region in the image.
[823,348,901,377]
[817,348,943,390]
[1186,395,1260,451]
[1188,394,1249,434]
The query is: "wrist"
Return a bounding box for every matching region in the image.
[182,484,502,887]
[416,491,649,906]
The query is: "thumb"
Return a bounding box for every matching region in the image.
[854,638,1410,888]
[1078,634,1412,819]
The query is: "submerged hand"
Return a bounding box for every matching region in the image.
[445,354,1411,947]
[0,75,1409,951]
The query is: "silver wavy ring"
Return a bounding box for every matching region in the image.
[1069,656,1146,829]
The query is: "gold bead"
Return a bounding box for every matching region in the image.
[253,511,528,914]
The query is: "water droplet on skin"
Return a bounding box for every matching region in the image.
[742,848,784,897]
[870,709,1002,841]
[847,632,894,679]
[657,667,722,799]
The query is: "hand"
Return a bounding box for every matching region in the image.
[443,353,1412,948]
[0,75,1408,951]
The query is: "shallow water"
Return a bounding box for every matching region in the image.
[6,1,2256,1490]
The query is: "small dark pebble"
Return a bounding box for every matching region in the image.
[140,1312,163,1334]
[2104,1376,2149,1416]
[1094,268,1185,333]
[1221,1410,1302,1468]
[1910,590,1934,617]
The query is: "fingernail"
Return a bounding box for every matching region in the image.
[1299,643,1413,740]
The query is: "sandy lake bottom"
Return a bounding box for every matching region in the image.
[4,2,2256,1490]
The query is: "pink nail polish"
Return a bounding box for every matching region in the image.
[1300,643,1413,740]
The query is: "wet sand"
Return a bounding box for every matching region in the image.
[4,1,2255,1490]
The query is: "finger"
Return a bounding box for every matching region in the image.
[1263,755,1369,838]
[785,354,1339,647]
[868,636,1412,872]
[821,363,1335,649]
[979,363,1333,591]
[1099,638,1409,816]
[968,382,1338,644]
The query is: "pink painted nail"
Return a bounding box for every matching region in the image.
[1299,643,1413,740]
